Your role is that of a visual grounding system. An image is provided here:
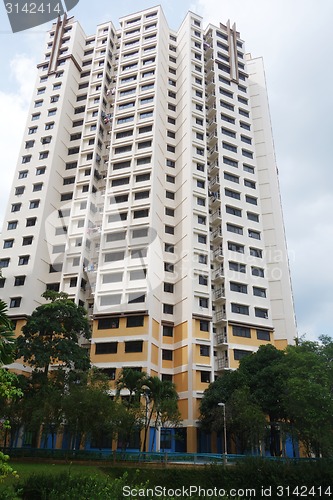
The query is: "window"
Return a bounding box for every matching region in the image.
[25,140,35,149]
[200,371,210,383]
[199,297,209,308]
[125,340,143,352]
[240,121,251,131]
[198,235,206,244]
[257,329,271,341]
[164,262,174,273]
[10,297,21,308]
[226,206,241,217]
[247,212,259,222]
[231,303,249,315]
[222,127,236,138]
[31,113,40,121]
[252,266,265,277]
[255,308,268,319]
[166,159,175,168]
[134,190,150,200]
[136,173,150,182]
[36,167,46,175]
[11,203,21,212]
[28,126,37,134]
[164,282,174,293]
[248,230,261,240]
[229,261,246,273]
[200,345,210,357]
[163,325,173,337]
[223,157,238,168]
[48,108,57,116]
[22,155,31,164]
[230,282,247,294]
[198,254,207,264]
[228,242,244,253]
[22,236,33,246]
[0,259,10,268]
[223,142,237,153]
[234,349,251,361]
[105,251,125,263]
[165,225,174,235]
[7,221,18,230]
[246,195,257,205]
[250,247,263,258]
[95,342,118,355]
[244,179,256,189]
[97,318,120,330]
[130,270,146,281]
[197,180,205,189]
[39,151,49,160]
[227,223,243,235]
[126,316,144,328]
[253,286,266,298]
[165,191,174,200]
[14,275,26,286]
[18,255,30,265]
[233,326,251,338]
[3,240,14,249]
[225,189,240,200]
[244,164,255,174]
[0,278,5,288]
[15,186,25,196]
[164,244,174,253]
[163,304,174,314]
[162,349,173,361]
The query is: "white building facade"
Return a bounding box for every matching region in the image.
[0,7,296,452]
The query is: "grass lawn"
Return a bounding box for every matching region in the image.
[0,461,107,493]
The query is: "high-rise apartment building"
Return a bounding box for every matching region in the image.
[0,6,296,452]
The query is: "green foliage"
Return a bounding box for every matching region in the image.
[15,471,148,500]
[0,452,18,485]
[200,340,333,457]
[0,300,16,366]
[16,292,91,377]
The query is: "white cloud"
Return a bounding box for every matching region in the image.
[0,54,37,229]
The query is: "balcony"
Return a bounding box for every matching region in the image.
[215,330,227,345]
[211,208,222,225]
[207,104,217,118]
[206,90,216,105]
[209,190,220,207]
[209,175,220,192]
[211,226,222,242]
[213,266,224,281]
[216,356,229,370]
[214,286,225,301]
[208,160,219,176]
[207,129,218,146]
[214,309,226,323]
[205,77,215,91]
[208,144,219,161]
[213,245,223,261]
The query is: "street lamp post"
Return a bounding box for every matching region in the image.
[218,402,227,464]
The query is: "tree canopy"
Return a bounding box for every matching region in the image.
[200,338,333,457]
[16,291,91,377]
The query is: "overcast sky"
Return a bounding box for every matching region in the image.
[0,0,332,341]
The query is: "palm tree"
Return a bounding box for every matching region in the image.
[0,300,15,366]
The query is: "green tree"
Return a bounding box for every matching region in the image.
[62,369,117,450]
[0,294,21,482]
[281,339,333,457]
[0,300,15,366]
[141,376,180,452]
[115,368,146,451]
[16,291,91,379]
